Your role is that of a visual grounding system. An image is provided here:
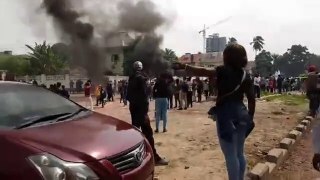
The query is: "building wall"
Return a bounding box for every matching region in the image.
[179,52,255,72]
[15,74,129,88]
[103,32,134,76]
[179,53,202,65]
[104,48,124,75]
[218,38,227,52]
[0,51,13,55]
[206,34,226,53]
[179,52,223,67]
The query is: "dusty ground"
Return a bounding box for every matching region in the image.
[272,129,320,180]
[72,95,307,180]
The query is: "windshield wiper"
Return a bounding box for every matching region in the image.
[15,113,72,129]
[55,108,89,123]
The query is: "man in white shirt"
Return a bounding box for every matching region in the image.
[253,74,261,98]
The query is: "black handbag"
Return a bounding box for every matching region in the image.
[246,120,255,137]
[208,70,247,121]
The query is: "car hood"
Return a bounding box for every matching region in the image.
[14,112,144,163]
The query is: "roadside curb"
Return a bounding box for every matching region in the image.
[248,115,314,180]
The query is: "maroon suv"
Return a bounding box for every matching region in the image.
[0,82,154,180]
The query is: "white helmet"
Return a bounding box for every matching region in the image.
[133,61,143,71]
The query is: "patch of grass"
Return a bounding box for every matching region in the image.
[264,94,308,106]
[261,91,274,97]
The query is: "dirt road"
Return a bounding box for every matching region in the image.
[72,96,307,180]
[272,129,320,180]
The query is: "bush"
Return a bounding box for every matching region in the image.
[0,55,31,76]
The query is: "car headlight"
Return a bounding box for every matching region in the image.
[29,153,99,180]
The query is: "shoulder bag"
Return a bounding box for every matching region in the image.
[208,70,247,121]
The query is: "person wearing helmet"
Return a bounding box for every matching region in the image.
[127,61,169,166]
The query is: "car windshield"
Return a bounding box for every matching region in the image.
[0,83,82,129]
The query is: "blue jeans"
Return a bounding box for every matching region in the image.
[216,101,251,180]
[155,98,168,130]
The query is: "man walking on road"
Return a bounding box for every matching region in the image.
[277,74,283,94]
[84,80,93,110]
[173,79,181,108]
[196,78,203,103]
[203,79,209,101]
[178,77,188,110]
[254,74,261,98]
[127,61,169,166]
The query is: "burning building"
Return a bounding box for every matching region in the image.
[36,0,172,82]
[101,32,134,75]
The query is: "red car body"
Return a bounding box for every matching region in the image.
[0,82,154,180]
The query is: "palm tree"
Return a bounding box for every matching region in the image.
[250,36,265,56]
[163,48,178,62]
[227,37,237,45]
[26,41,66,75]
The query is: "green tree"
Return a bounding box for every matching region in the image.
[162,48,178,62]
[227,37,237,45]
[272,45,313,77]
[254,50,274,77]
[26,41,67,75]
[284,45,311,76]
[250,36,265,56]
[308,54,320,68]
[273,54,287,74]
[0,55,31,75]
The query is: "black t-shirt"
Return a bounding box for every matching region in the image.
[153,79,170,98]
[197,81,203,91]
[216,66,253,105]
[181,82,189,93]
[127,72,148,105]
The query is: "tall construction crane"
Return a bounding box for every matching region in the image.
[199,17,232,53]
[199,24,209,53]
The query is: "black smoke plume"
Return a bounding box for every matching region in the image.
[117,0,171,77]
[42,0,104,82]
[40,0,171,81]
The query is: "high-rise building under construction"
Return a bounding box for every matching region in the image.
[206,33,226,53]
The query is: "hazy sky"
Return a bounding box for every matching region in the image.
[0,0,320,60]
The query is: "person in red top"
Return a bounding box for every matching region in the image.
[84,80,94,110]
[269,76,275,93]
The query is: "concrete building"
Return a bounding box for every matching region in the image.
[179,52,255,72]
[103,32,134,75]
[0,51,13,55]
[68,32,133,78]
[179,52,223,67]
[206,34,226,53]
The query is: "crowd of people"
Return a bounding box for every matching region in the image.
[26,80,71,99]
[20,44,319,179]
[253,74,304,98]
